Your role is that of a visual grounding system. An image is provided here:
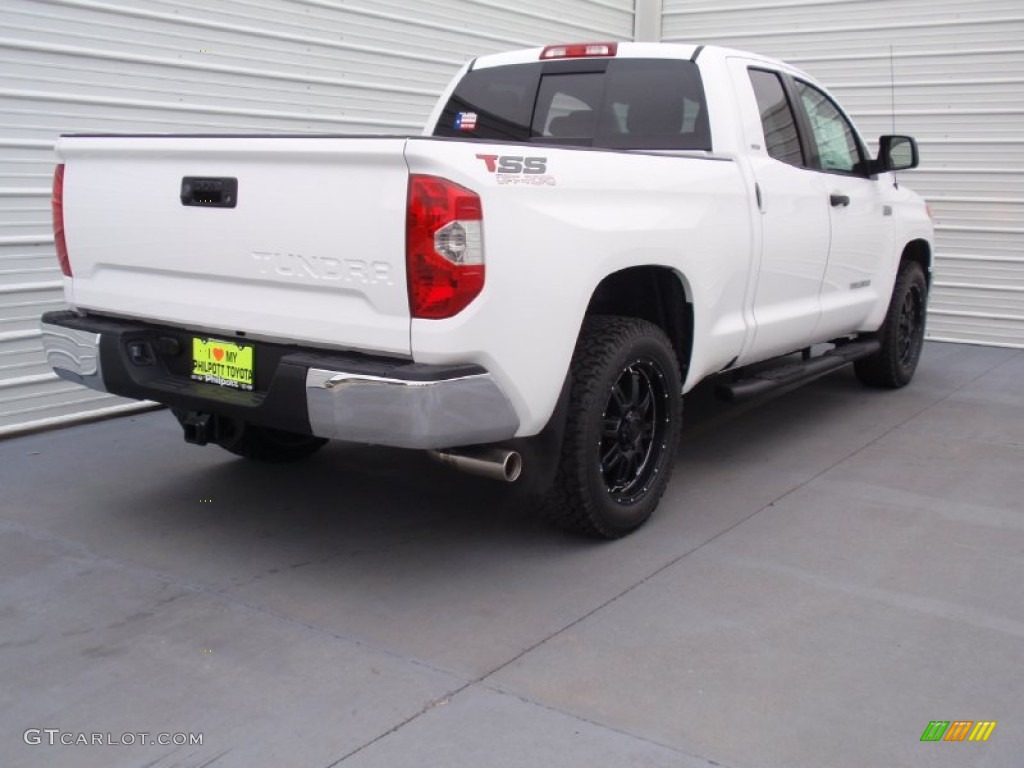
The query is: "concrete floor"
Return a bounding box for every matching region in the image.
[1,341,1021,768]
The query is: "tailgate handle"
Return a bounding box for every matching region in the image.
[181,177,237,208]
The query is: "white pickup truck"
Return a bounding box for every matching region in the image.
[42,42,933,538]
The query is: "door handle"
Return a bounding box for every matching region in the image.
[181,177,238,208]
[830,193,850,207]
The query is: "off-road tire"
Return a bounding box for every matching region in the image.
[855,260,928,388]
[539,315,683,539]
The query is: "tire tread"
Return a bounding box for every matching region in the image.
[855,261,927,388]
[540,315,682,538]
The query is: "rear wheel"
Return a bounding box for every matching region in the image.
[855,260,928,388]
[540,316,683,539]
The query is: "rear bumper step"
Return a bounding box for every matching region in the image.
[716,340,881,401]
[40,310,519,449]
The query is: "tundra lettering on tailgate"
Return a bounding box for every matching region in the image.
[251,251,393,285]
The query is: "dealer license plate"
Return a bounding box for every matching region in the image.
[191,338,254,391]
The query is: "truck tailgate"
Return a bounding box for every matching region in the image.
[57,136,411,356]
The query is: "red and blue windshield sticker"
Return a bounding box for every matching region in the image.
[454,112,478,131]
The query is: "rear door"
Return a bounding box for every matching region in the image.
[730,60,832,361]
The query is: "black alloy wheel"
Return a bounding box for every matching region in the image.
[540,315,683,538]
[855,260,928,388]
[896,280,925,368]
[600,358,670,505]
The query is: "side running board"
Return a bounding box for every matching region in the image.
[716,339,881,401]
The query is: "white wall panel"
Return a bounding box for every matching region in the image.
[663,0,1024,348]
[0,0,635,434]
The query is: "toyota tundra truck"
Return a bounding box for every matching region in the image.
[41,42,933,538]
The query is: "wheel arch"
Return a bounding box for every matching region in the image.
[901,238,932,288]
[584,266,693,380]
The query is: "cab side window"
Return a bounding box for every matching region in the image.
[794,80,863,173]
[748,69,804,167]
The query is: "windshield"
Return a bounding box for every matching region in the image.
[434,58,711,151]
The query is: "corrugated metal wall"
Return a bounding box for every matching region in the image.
[0,0,635,434]
[662,0,1024,348]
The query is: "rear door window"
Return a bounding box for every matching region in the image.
[435,59,711,151]
[748,68,804,167]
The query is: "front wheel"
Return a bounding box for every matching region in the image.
[539,316,683,539]
[855,260,928,388]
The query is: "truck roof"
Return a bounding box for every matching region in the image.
[470,42,813,82]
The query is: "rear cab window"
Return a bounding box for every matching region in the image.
[434,58,712,151]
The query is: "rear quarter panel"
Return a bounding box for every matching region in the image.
[405,138,754,436]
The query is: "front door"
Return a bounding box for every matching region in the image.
[791,79,894,339]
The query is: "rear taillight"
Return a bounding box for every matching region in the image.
[540,42,618,60]
[406,175,484,319]
[51,164,72,277]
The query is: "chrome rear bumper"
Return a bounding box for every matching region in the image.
[40,312,519,449]
[305,369,518,449]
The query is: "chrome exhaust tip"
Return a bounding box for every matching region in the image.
[428,447,522,483]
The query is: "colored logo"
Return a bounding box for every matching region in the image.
[475,154,548,174]
[920,721,997,742]
[474,154,556,186]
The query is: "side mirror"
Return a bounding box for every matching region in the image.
[876,135,919,172]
